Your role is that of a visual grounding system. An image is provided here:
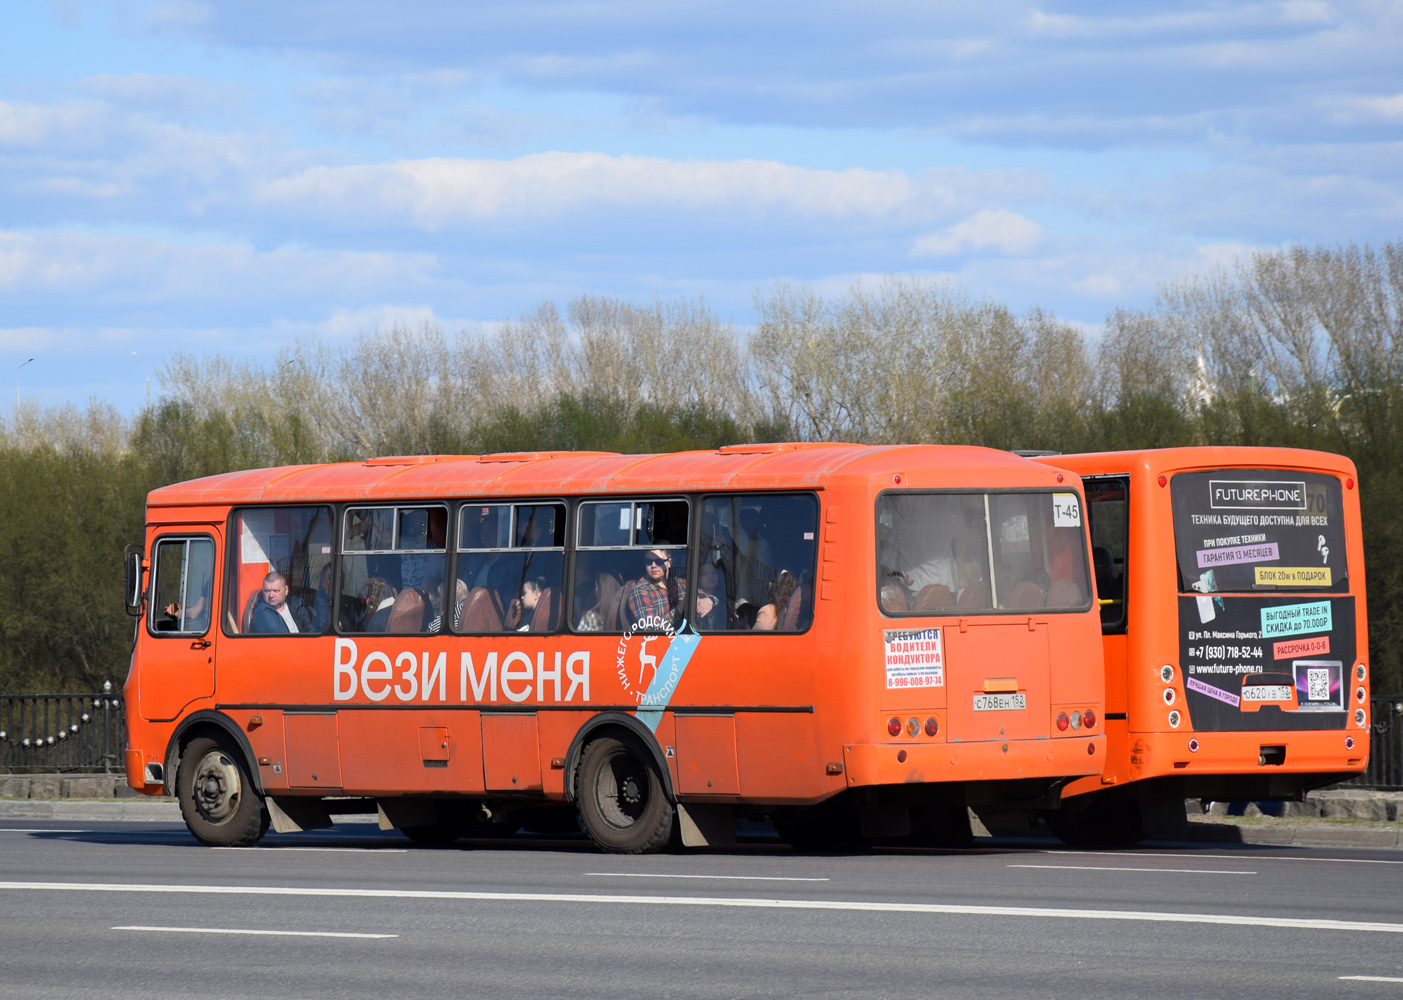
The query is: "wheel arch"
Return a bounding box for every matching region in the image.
[562,711,675,805]
[163,710,263,797]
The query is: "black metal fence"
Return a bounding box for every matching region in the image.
[0,692,125,773]
[1352,695,1403,791]
[0,689,1400,787]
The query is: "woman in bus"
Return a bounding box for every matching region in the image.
[753,569,798,631]
[360,577,397,632]
[695,560,729,631]
[577,572,622,632]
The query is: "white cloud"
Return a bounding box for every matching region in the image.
[910,209,1045,257]
[0,230,443,302]
[254,152,1030,228]
[1322,92,1403,124]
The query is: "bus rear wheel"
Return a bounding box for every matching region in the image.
[177,736,268,847]
[576,735,673,854]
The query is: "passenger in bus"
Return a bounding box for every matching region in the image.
[733,507,774,607]
[310,563,333,633]
[360,577,397,632]
[952,533,989,605]
[517,575,549,631]
[249,572,312,633]
[577,572,622,632]
[753,569,798,630]
[695,561,728,630]
[624,549,685,628]
[161,592,209,632]
[429,578,469,633]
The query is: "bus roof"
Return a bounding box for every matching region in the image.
[1039,445,1358,478]
[147,442,1066,508]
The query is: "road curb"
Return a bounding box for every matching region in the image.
[0,798,181,822]
[1180,817,1403,850]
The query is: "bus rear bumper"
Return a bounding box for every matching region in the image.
[843,735,1105,788]
[1062,727,1367,800]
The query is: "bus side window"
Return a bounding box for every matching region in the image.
[455,502,566,634]
[573,499,689,634]
[1084,478,1128,632]
[340,505,448,635]
[225,506,334,637]
[150,537,214,635]
[697,494,818,632]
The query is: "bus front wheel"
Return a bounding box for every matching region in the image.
[576,735,673,854]
[177,736,269,847]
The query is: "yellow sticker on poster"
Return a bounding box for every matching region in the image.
[1254,566,1332,586]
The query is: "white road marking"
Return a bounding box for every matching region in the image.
[1011,864,1256,875]
[212,847,409,854]
[0,828,84,834]
[1045,850,1403,866]
[588,872,829,882]
[3,880,1399,934]
[113,925,396,939]
[1340,976,1403,983]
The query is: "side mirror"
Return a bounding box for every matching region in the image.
[123,549,144,617]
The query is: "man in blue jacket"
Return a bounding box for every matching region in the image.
[249,571,313,633]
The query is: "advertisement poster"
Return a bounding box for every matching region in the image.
[1177,596,1353,730]
[1171,468,1353,731]
[884,628,944,690]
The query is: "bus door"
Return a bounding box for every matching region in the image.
[140,529,219,722]
[1083,476,1129,714]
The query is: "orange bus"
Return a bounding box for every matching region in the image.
[1034,447,1369,844]
[121,444,1106,853]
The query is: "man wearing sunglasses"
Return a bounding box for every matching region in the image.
[624,548,685,630]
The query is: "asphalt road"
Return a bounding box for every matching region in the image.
[1,819,1401,999]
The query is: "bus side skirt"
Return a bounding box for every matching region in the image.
[163,709,264,798]
[561,711,677,806]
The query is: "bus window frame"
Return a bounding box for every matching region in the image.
[222,504,336,639]
[454,499,568,636]
[1082,474,1129,635]
[570,496,691,635]
[693,490,821,636]
[874,487,1095,618]
[336,502,450,637]
[147,533,216,638]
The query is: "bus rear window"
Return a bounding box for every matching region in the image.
[877,491,1091,615]
[1170,470,1348,593]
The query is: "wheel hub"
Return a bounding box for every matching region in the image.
[620,776,642,806]
[192,750,241,824]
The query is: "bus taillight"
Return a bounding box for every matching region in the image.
[1056,711,1069,731]
[1082,710,1096,730]
[887,717,902,737]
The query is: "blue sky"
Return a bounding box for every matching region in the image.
[3,0,1401,412]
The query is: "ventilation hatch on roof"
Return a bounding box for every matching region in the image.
[716,442,856,456]
[363,455,477,467]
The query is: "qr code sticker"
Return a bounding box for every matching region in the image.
[1307,668,1329,702]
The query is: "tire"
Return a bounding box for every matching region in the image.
[1046,799,1144,848]
[176,735,268,847]
[575,734,673,854]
